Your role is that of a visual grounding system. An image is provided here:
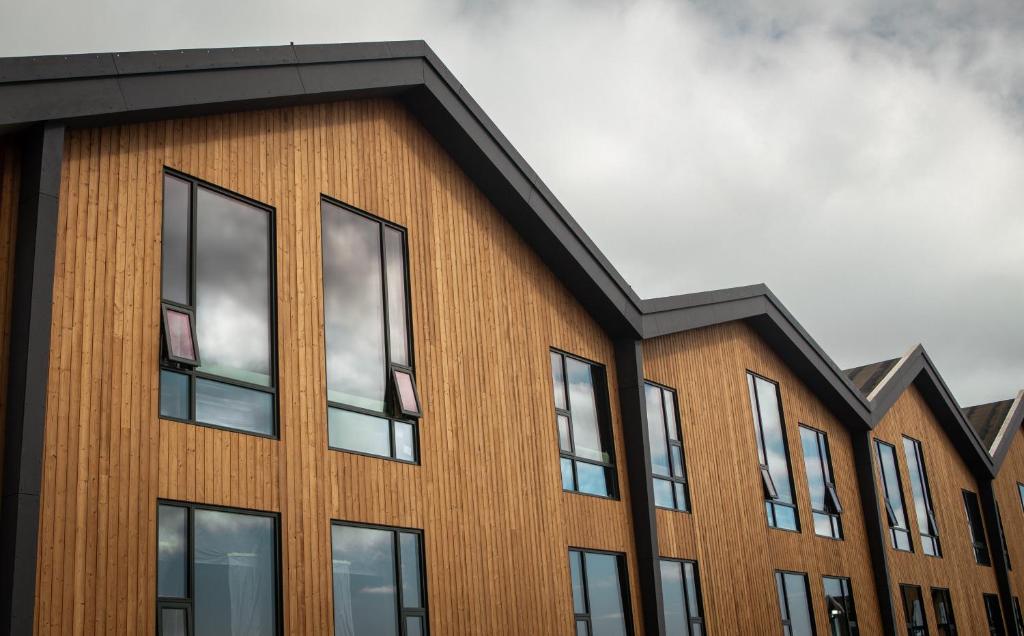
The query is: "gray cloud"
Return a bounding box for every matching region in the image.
[3,0,1022,405]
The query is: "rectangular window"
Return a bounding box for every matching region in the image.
[900,585,927,636]
[157,501,280,635]
[776,571,816,636]
[322,198,419,463]
[876,440,913,551]
[1018,483,1024,512]
[931,588,956,636]
[963,490,991,566]
[569,549,632,636]
[800,426,843,539]
[660,559,705,635]
[330,522,428,636]
[984,594,1005,636]
[551,351,617,498]
[903,437,941,557]
[996,503,1011,570]
[645,382,690,512]
[823,576,858,636]
[159,172,277,436]
[749,373,799,531]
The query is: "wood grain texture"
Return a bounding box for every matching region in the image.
[994,428,1024,602]
[643,322,884,634]
[0,140,19,508]
[872,385,1001,633]
[34,101,643,635]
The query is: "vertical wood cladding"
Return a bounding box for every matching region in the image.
[34,101,642,635]
[872,386,1002,632]
[995,430,1024,600]
[642,322,884,634]
[0,141,19,505]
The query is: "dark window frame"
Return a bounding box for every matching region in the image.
[775,569,817,635]
[902,436,942,558]
[748,371,800,533]
[551,349,619,500]
[659,557,706,634]
[996,502,1011,570]
[799,425,844,540]
[963,489,992,566]
[329,519,430,636]
[984,593,1005,636]
[158,168,280,439]
[900,584,928,636]
[930,588,957,636]
[876,440,913,552]
[569,547,635,636]
[320,195,420,465]
[1012,597,1023,634]
[155,499,283,636]
[1017,482,1024,513]
[645,379,691,513]
[822,575,858,636]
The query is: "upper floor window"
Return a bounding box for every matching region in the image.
[931,588,957,636]
[322,198,420,463]
[996,503,1011,570]
[902,437,941,557]
[660,558,705,635]
[1018,483,1024,512]
[799,426,843,539]
[748,373,798,531]
[875,440,912,551]
[645,382,690,511]
[159,172,277,437]
[901,585,927,636]
[823,576,858,635]
[775,571,815,636]
[984,593,1005,636]
[569,549,632,635]
[963,490,991,566]
[551,350,617,498]
[1013,597,1023,635]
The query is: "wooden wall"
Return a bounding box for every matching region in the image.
[643,322,884,634]
[995,428,1024,601]
[0,140,20,508]
[872,386,1001,632]
[34,101,642,635]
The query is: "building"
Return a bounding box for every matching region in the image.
[0,41,1021,635]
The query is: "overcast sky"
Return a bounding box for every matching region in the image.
[2,0,1022,407]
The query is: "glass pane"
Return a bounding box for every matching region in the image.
[670,446,685,479]
[195,378,273,435]
[674,483,688,512]
[755,377,793,505]
[653,479,674,508]
[193,509,276,636]
[561,458,576,491]
[160,370,190,420]
[748,374,766,465]
[550,352,567,411]
[157,505,187,598]
[783,573,814,636]
[584,553,628,636]
[772,503,798,531]
[570,551,586,614]
[331,525,398,636]
[903,438,934,540]
[322,202,386,411]
[683,562,701,619]
[160,607,188,636]
[195,187,272,387]
[813,513,836,538]
[384,227,409,367]
[393,369,420,416]
[394,421,416,462]
[165,308,197,362]
[877,443,908,531]
[800,428,826,510]
[659,560,686,634]
[576,463,609,497]
[565,358,607,463]
[328,407,391,457]
[576,621,588,636]
[405,616,423,636]
[644,384,670,476]
[161,174,191,305]
[400,533,422,608]
[557,415,572,452]
[664,391,679,441]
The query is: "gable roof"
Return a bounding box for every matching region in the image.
[845,358,900,398]
[965,392,1024,470]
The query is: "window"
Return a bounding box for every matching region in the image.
[903,437,941,557]
[996,503,1011,570]
[660,559,705,635]
[984,594,1005,636]
[322,198,419,463]
[963,490,991,565]
[776,571,816,636]
[645,382,690,511]
[931,588,956,636]
[330,522,428,636]
[1013,597,1023,634]
[1018,483,1024,512]
[551,351,617,498]
[157,501,280,635]
[900,585,927,636]
[749,373,799,531]
[569,549,632,636]
[876,440,912,551]
[159,172,277,436]
[823,576,858,636]
[800,426,843,539]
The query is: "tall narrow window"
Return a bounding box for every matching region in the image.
[157,502,279,636]
[159,172,277,436]
[903,437,941,557]
[1018,483,1024,512]
[984,594,1005,636]
[823,576,858,635]
[776,571,815,636]
[963,490,991,566]
[900,585,927,636]
[876,440,912,551]
[1013,597,1023,634]
[569,549,632,636]
[645,382,690,511]
[749,373,799,531]
[995,503,1011,570]
[322,199,419,463]
[800,426,843,539]
[330,522,428,636]
[660,559,705,635]
[931,588,956,636]
[551,351,617,498]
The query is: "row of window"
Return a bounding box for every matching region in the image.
[900,585,1024,636]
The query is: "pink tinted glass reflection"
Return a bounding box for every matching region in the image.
[166,309,196,361]
[394,370,420,415]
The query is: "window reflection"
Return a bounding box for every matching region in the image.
[776,572,814,636]
[749,374,798,531]
[551,351,615,498]
[570,550,630,636]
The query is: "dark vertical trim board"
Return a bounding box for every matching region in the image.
[851,430,898,635]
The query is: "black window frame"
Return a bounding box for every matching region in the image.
[569,547,634,636]
[160,303,201,367]
[551,349,619,500]
[1012,597,1023,634]
[329,519,430,636]
[748,371,800,532]
[902,436,942,557]
[155,499,283,636]
[775,569,817,635]
[659,557,706,635]
[822,575,859,636]
[984,593,1005,636]
[963,489,992,566]
[930,588,956,636]
[900,584,928,636]
[799,425,844,540]
[996,502,1011,570]
[320,195,420,465]
[876,440,913,552]
[645,380,691,513]
[1018,482,1024,513]
[158,168,280,439]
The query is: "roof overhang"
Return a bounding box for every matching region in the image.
[982,391,1024,471]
